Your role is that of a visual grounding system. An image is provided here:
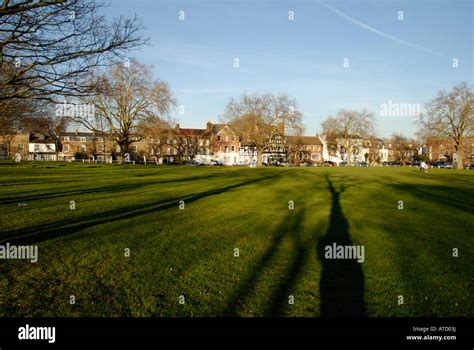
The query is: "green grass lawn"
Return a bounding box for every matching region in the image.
[0,163,472,317]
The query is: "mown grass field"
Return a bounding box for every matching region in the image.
[0,162,472,317]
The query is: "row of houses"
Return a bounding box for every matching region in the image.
[1,121,473,166]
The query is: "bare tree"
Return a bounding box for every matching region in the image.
[0,91,37,158]
[138,115,173,142]
[24,113,69,157]
[365,136,384,164]
[75,61,175,160]
[390,133,417,166]
[173,128,211,164]
[417,82,473,169]
[0,0,147,101]
[322,109,376,164]
[222,92,304,166]
[0,0,65,17]
[286,138,310,165]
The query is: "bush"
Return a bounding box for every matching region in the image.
[74,152,88,160]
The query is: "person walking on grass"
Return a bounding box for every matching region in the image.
[420,161,428,173]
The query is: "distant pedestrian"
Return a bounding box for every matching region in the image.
[420,161,428,173]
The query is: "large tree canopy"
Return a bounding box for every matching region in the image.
[322,109,376,164]
[0,0,147,101]
[222,92,304,166]
[74,61,175,160]
[417,82,473,169]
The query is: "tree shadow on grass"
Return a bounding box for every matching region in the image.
[316,175,366,317]
[263,209,313,316]
[387,181,474,214]
[222,171,366,317]
[222,209,307,316]
[0,173,226,205]
[0,173,280,246]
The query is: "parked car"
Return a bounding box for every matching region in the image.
[211,160,224,166]
[188,160,207,166]
[357,162,369,167]
[431,161,453,168]
[382,161,400,166]
[339,162,348,167]
[464,164,474,170]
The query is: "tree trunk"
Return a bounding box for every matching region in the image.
[6,142,10,160]
[119,142,130,163]
[456,147,464,169]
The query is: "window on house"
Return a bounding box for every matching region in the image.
[34,144,39,152]
[18,144,24,152]
[173,148,177,155]
[63,136,70,142]
[64,145,70,152]
[98,145,104,152]
[231,146,235,152]
[166,148,170,155]
[116,145,121,153]
[98,137,104,142]
[81,145,87,152]
[217,135,221,141]
[225,135,229,142]
[131,145,138,152]
[80,137,86,142]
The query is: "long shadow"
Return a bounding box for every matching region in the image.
[317,174,366,317]
[222,209,305,316]
[264,209,312,316]
[0,174,225,204]
[222,171,365,316]
[388,181,474,214]
[0,174,280,246]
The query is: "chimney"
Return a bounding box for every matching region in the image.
[278,122,285,135]
[206,121,213,131]
[175,123,180,131]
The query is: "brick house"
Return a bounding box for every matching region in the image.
[207,122,240,165]
[286,135,324,165]
[423,136,474,165]
[60,131,112,162]
[0,133,29,160]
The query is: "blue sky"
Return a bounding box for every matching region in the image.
[106,0,473,138]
